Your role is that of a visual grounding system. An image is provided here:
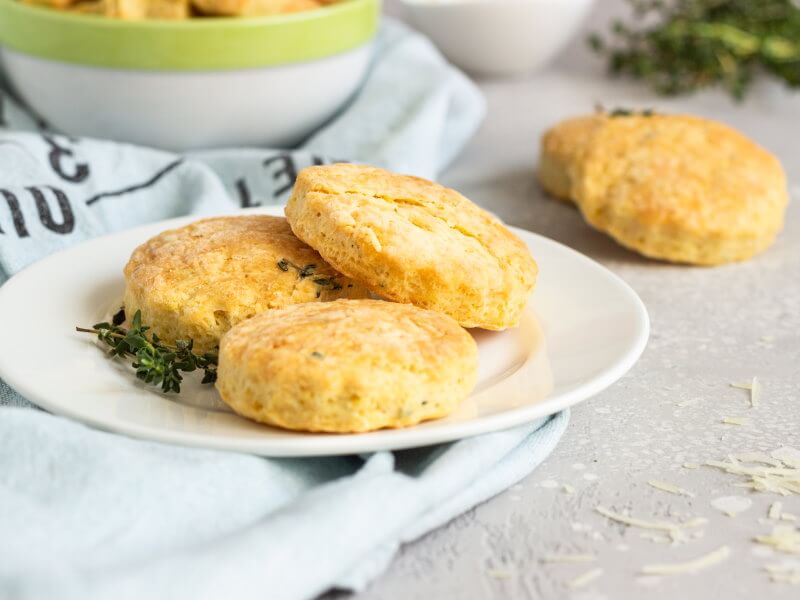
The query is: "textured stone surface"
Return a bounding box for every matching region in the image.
[357,2,800,598]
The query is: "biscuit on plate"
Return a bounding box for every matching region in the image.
[538,112,789,265]
[285,164,538,330]
[216,299,478,433]
[123,215,369,354]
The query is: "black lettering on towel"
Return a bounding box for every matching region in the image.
[0,189,29,237]
[235,178,260,208]
[85,159,183,206]
[0,187,75,237]
[263,154,298,197]
[43,135,90,183]
[28,186,75,234]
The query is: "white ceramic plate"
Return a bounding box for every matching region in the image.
[0,207,649,456]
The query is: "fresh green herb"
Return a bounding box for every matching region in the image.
[311,351,325,359]
[277,258,317,278]
[590,0,800,100]
[606,107,655,117]
[277,259,343,293]
[76,309,218,393]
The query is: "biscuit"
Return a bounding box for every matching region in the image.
[539,112,789,265]
[538,113,606,202]
[123,215,370,353]
[192,0,318,16]
[285,164,538,330]
[216,299,478,433]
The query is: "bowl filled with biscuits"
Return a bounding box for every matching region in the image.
[0,0,379,150]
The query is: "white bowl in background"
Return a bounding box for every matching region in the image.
[0,47,372,151]
[0,0,380,151]
[401,0,595,77]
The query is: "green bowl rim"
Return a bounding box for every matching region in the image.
[0,0,380,70]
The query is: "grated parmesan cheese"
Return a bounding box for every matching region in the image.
[648,479,696,497]
[770,502,784,520]
[542,553,596,563]
[567,568,603,589]
[487,569,513,579]
[640,545,731,576]
[730,382,752,390]
[722,417,748,426]
[562,484,575,495]
[710,496,752,517]
[734,452,783,467]
[595,506,706,533]
[705,452,800,496]
[755,525,800,554]
[750,376,761,408]
[683,462,700,469]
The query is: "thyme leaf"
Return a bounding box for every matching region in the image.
[277,259,343,292]
[590,0,800,100]
[76,308,218,394]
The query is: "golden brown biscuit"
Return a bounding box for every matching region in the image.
[538,113,606,202]
[191,0,318,15]
[285,164,538,330]
[538,112,789,265]
[35,0,189,17]
[216,299,478,433]
[123,215,370,353]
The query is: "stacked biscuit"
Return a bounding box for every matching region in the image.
[538,111,789,265]
[124,164,538,432]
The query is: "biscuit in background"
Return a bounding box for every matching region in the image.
[191,0,319,15]
[285,164,538,330]
[538,111,789,265]
[123,215,370,354]
[58,0,190,18]
[216,299,478,433]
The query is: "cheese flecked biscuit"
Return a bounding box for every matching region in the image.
[539,112,789,265]
[216,299,478,433]
[285,164,538,330]
[123,215,370,353]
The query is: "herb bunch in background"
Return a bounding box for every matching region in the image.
[590,0,800,100]
[76,309,218,393]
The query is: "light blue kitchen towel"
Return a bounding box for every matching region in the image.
[0,18,569,600]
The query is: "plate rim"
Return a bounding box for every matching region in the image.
[0,208,649,456]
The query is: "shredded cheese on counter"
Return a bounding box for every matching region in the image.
[756,525,800,555]
[640,545,731,576]
[486,569,513,579]
[750,376,761,407]
[567,568,603,589]
[648,479,696,497]
[705,451,800,496]
[595,506,706,532]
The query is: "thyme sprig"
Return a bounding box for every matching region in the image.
[277,258,343,295]
[76,308,218,393]
[590,0,800,100]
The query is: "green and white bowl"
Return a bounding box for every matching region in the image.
[0,0,380,150]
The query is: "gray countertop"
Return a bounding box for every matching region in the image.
[357,2,800,598]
